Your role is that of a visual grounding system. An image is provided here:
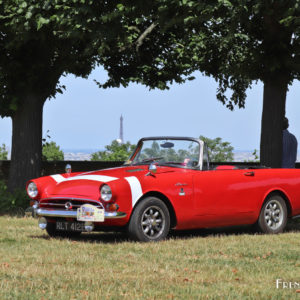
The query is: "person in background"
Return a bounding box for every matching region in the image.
[282,117,298,168]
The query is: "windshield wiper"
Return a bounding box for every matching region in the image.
[141,157,164,163]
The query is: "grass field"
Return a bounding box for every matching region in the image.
[1,216,300,299]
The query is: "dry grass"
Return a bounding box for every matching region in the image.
[1,216,300,299]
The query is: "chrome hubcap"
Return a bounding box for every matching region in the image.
[141,206,165,239]
[264,199,284,230]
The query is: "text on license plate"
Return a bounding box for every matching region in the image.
[56,221,85,232]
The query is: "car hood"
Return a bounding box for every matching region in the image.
[40,165,181,199]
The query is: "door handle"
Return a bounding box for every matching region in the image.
[244,171,255,176]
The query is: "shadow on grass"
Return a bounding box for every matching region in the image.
[29,219,300,244]
[29,231,130,244]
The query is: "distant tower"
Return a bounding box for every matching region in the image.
[119,115,124,144]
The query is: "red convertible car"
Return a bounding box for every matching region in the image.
[27,137,300,241]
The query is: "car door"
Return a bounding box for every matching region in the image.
[192,168,263,227]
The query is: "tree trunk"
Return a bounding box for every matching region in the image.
[8,95,44,192]
[260,78,288,168]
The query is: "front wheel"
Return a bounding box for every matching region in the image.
[257,195,288,234]
[128,197,170,242]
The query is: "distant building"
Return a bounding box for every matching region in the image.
[119,115,124,144]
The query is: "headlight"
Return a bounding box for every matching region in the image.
[27,182,38,198]
[100,184,112,202]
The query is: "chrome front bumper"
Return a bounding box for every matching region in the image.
[35,208,127,219]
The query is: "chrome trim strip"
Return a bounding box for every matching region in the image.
[41,197,101,205]
[40,203,102,208]
[36,208,127,219]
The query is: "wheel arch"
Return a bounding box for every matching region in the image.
[262,190,292,217]
[132,191,177,228]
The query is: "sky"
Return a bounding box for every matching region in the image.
[1,67,300,152]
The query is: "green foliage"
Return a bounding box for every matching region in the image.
[200,136,234,162]
[0,180,30,215]
[244,149,260,163]
[0,0,123,117]
[91,140,136,161]
[0,144,8,160]
[96,0,300,108]
[252,149,259,162]
[42,131,64,161]
[42,141,64,161]
[0,1,186,117]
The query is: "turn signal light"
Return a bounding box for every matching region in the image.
[107,204,119,212]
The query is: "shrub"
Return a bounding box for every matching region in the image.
[0,180,30,216]
[200,136,234,162]
[42,141,64,161]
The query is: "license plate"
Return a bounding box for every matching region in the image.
[77,204,104,222]
[56,221,85,232]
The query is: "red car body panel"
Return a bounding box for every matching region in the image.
[29,165,300,230]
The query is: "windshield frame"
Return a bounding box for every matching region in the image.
[125,136,204,170]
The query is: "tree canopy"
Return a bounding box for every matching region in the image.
[91,140,136,161]
[42,141,64,161]
[200,136,234,162]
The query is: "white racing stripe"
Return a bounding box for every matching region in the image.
[125,176,143,207]
[50,174,118,183]
[50,174,143,207]
[51,174,65,183]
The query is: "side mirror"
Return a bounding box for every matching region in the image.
[146,163,157,177]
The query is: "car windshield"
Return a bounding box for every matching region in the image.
[129,138,200,168]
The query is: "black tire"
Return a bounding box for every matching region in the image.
[46,222,82,238]
[257,194,288,234]
[128,197,170,242]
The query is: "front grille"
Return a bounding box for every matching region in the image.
[39,198,103,211]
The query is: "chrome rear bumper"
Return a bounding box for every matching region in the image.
[36,208,127,219]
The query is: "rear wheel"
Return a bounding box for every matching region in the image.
[257,195,287,234]
[128,197,170,242]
